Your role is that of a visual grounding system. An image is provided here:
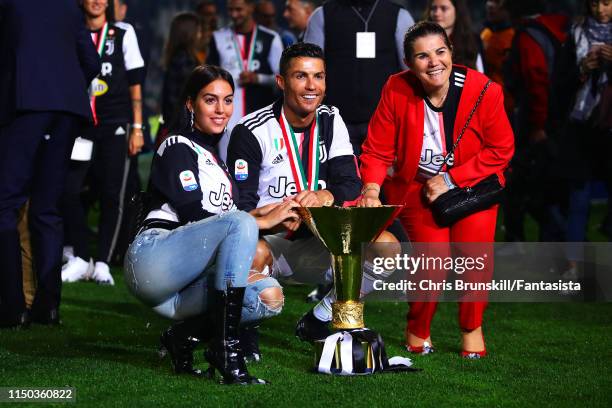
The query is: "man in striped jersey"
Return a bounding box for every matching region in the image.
[227,43,398,350]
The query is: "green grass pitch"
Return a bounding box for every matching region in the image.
[1,274,610,407]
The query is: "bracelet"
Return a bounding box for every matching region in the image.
[361,185,380,196]
[131,123,145,130]
[442,172,456,189]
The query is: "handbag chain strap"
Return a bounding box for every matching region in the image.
[436,80,492,175]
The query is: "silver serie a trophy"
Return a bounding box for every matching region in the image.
[297,206,418,375]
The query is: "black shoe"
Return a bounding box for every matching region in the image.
[31,308,60,326]
[205,287,268,385]
[240,325,261,362]
[159,325,203,377]
[0,310,30,329]
[295,310,331,343]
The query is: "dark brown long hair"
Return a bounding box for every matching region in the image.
[423,0,479,69]
[163,12,202,68]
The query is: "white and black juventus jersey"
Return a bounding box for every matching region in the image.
[90,21,144,124]
[147,131,238,225]
[207,25,283,133]
[227,99,362,212]
[418,67,466,179]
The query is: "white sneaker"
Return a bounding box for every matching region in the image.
[61,257,93,282]
[92,262,115,286]
[62,246,75,263]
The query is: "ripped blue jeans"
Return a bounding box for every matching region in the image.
[124,211,282,324]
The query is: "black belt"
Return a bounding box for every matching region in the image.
[138,218,180,235]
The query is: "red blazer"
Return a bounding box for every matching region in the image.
[360,66,515,206]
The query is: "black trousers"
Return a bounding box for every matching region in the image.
[0,112,79,318]
[62,123,137,263]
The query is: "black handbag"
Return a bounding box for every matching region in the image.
[429,80,504,227]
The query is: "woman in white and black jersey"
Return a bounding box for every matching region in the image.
[124,65,295,385]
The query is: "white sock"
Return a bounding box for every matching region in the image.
[313,289,335,322]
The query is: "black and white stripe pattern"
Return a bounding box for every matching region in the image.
[244,108,274,131]
[453,71,465,88]
[317,105,333,115]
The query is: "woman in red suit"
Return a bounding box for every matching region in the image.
[359,21,514,358]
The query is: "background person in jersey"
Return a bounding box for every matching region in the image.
[0,0,100,328]
[125,65,293,384]
[227,43,398,345]
[359,22,514,358]
[303,0,414,156]
[207,0,284,161]
[60,0,145,285]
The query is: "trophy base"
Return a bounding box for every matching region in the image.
[313,328,416,375]
[331,301,364,330]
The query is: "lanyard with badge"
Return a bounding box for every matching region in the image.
[278,108,320,192]
[352,0,380,59]
[232,25,258,72]
[89,22,109,125]
[72,22,109,162]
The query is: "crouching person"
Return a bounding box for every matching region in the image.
[124,65,293,384]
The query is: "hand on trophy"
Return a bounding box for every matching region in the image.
[357,183,382,207]
[294,189,334,208]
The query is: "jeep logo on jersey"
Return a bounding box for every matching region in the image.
[101,62,113,76]
[105,39,115,56]
[179,170,198,191]
[420,149,454,167]
[268,177,327,198]
[318,140,328,163]
[210,183,234,211]
[234,159,248,180]
[91,78,109,97]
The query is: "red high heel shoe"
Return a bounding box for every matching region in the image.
[405,341,435,355]
[461,350,487,359]
[461,332,486,359]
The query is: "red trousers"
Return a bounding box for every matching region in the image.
[397,180,497,341]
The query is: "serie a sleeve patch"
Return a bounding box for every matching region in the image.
[179,170,198,191]
[234,159,249,180]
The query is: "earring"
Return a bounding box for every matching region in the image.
[190,110,194,131]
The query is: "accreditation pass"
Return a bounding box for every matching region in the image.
[0,387,76,403]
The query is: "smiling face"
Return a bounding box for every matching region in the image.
[187,79,234,134]
[429,0,456,33]
[83,0,108,18]
[407,34,453,95]
[276,57,325,121]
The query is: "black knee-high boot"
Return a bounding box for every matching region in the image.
[159,314,213,377]
[240,325,261,362]
[205,287,268,385]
